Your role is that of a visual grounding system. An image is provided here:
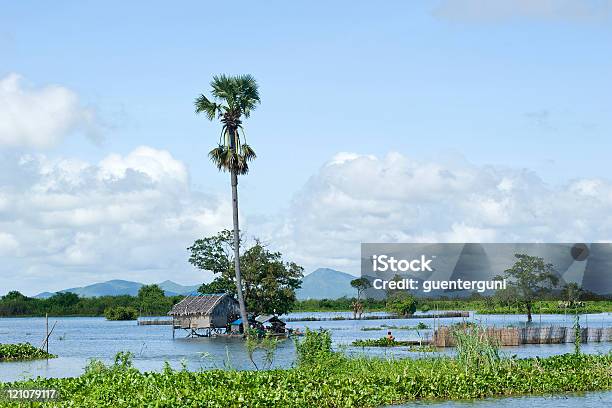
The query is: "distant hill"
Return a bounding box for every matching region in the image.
[34,292,55,299]
[34,279,200,298]
[296,268,357,300]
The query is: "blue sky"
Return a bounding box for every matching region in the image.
[1,1,612,294]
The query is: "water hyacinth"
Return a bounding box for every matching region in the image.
[0,343,56,361]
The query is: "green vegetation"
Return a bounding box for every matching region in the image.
[349,278,371,300]
[294,329,332,366]
[423,299,612,314]
[104,306,138,321]
[0,290,180,317]
[3,290,610,318]
[386,293,417,316]
[137,284,167,316]
[189,230,303,316]
[407,345,437,352]
[361,322,430,331]
[0,343,56,361]
[245,329,279,370]
[452,326,500,369]
[293,297,386,312]
[352,337,415,347]
[3,346,610,407]
[497,253,560,322]
[293,296,611,314]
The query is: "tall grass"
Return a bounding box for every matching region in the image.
[452,325,500,369]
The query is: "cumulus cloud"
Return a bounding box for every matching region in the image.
[0,147,232,294]
[4,147,612,293]
[0,73,100,148]
[263,152,612,274]
[433,0,612,23]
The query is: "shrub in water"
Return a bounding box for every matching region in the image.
[386,294,417,316]
[0,343,56,361]
[452,325,500,369]
[104,306,138,321]
[294,328,332,366]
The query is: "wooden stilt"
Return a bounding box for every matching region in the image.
[45,313,49,355]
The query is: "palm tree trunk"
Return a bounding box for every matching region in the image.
[231,167,249,336]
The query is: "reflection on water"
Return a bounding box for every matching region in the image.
[0,312,610,383]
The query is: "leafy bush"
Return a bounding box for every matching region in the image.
[352,338,415,347]
[386,294,417,316]
[0,343,57,361]
[104,306,138,321]
[294,329,332,366]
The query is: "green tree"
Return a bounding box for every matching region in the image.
[48,292,80,308]
[189,230,238,296]
[138,284,166,315]
[188,230,235,276]
[195,76,260,332]
[240,242,303,316]
[350,278,371,301]
[499,254,559,322]
[1,291,27,301]
[138,284,165,299]
[189,233,303,316]
[198,276,235,295]
[386,293,417,316]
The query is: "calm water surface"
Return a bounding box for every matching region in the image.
[393,391,612,407]
[0,311,610,384]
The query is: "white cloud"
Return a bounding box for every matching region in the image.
[0,147,231,294]
[4,147,612,294]
[433,0,612,23]
[0,232,19,254]
[261,152,612,275]
[0,73,99,148]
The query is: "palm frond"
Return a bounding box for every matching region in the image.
[211,74,237,109]
[208,146,228,171]
[241,144,257,161]
[194,95,222,120]
[198,74,260,173]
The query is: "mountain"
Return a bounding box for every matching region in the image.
[157,280,200,296]
[33,292,55,299]
[296,268,357,300]
[34,280,200,298]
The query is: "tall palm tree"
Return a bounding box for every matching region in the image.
[195,74,260,335]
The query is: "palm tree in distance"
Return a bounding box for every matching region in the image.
[194,74,260,335]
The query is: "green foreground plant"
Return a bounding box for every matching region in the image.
[2,349,610,407]
[245,329,278,370]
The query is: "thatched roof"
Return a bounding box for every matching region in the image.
[167,294,236,317]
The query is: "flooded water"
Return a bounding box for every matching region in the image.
[393,391,612,407]
[0,312,610,383]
